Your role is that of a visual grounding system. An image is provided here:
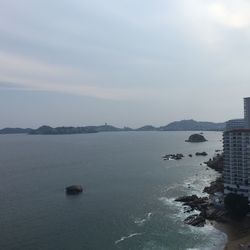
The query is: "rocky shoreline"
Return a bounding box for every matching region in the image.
[175,152,250,250]
[175,153,228,227]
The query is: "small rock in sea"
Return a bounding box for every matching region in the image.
[65,185,83,195]
[162,153,184,161]
[195,152,208,156]
[188,154,193,157]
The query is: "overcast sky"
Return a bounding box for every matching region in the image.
[1,0,250,128]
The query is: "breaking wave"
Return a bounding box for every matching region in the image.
[115,233,144,245]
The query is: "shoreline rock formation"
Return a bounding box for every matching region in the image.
[175,153,228,227]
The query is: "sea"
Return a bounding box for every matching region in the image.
[0,131,227,250]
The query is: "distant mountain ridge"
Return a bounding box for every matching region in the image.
[159,119,225,131]
[0,128,33,134]
[0,120,226,134]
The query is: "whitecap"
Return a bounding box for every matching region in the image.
[147,212,152,219]
[114,233,143,245]
[135,218,147,226]
[135,212,153,226]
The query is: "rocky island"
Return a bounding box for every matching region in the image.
[66,185,83,195]
[185,134,207,142]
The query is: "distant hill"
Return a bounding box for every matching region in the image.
[29,125,99,135]
[29,124,126,135]
[0,120,226,135]
[0,128,32,134]
[159,119,225,131]
[136,125,158,131]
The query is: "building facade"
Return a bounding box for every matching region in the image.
[224,97,250,201]
[226,119,245,131]
[223,129,250,200]
[244,97,250,128]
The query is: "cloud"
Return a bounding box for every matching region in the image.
[1,0,250,101]
[0,51,163,100]
[209,1,250,29]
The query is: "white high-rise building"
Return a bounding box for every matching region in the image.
[223,98,250,201]
[226,119,245,131]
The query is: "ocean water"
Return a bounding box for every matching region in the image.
[0,131,227,250]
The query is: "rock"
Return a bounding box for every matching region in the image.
[176,195,209,211]
[196,152,208,156]
[205,207,228,222]
[203,177,223,194]
[215,149,222,152]
[162,153,184,160]
[175,195,199,203]
[66,185,83,195]
[188,154,193,157]
[184,214,206,227]
[204,154,223,173]
[185,134,207,143]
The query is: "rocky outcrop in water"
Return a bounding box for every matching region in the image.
[175,193,228,226]
[162,153,184,160]
[184,214,206,227]
[185,134,207,143]
[175,195,209,211]
[66,185,83,195]
[195,152,208,156]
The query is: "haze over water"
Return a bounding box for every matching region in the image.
[0,131,226,250]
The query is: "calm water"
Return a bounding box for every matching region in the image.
[0,131,227,250]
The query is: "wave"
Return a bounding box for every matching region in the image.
[159,197,200,222]
[186,224,228,250]
[161,168,219,199]
[135,212,152,226]
[162,167,220,198]
[159,169,227,250]
[115,233,144,245]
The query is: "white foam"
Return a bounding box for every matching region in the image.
[181,223,227,250]
[159,197,181,209]
[164,182,181,192]
[135,212,153,226]
[182,170,220,197]
[134,218,147,226]
[115,233,143,245]
[147,212,152,219]
[159,197,199,222]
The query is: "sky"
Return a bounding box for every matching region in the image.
[1,0,250,128]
